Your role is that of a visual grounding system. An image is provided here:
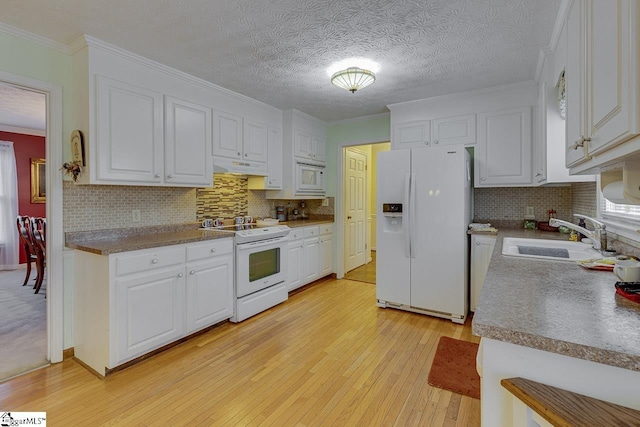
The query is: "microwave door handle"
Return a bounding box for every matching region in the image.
[403,173,410,258]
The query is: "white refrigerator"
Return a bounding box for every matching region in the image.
[376,145,471,324]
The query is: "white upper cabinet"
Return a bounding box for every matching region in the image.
[247,126,283,190]
[533,82,547,184]
[476,106,532,186]
[242,119,268,162]
[431,114,476,146]
[565,0,640,173]
[212,110,243,160]
[95,75,164,184]
[165,96,213,186]
[294,128,325,163]
[392,120,431,149]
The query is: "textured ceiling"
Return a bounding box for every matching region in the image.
[0,84,46,131]
[1,0,561,123]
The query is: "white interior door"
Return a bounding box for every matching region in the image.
[344,148,367,272]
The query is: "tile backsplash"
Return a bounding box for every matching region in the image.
[196,174,249,221]
[474,186,572,223]
[63,181,196,232]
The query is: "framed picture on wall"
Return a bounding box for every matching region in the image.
[31,158,46,203]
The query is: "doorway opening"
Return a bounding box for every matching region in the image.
[0,83,48,381]
[341,142,390,284]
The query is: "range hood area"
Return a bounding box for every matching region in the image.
[601,160,640,206]
[213,156,268,176]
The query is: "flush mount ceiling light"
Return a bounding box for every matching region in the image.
[328,58,379,93]
[331,67,376,93]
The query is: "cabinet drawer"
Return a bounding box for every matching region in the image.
[319,224,333,235]
[186,238,233,262]
[116,246,185,276]
[289,229,304,240]
[304,226,320,238]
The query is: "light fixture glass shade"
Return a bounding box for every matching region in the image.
[331,67,376,93]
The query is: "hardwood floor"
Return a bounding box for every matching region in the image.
[0,278,480,426]
[343,250,376,284]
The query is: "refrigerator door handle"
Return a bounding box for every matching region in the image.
[403,173,411,258]
[410,173,417,259]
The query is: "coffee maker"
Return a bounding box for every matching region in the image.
[276,206,286,222]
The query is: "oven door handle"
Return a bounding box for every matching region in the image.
[236,236,289,250]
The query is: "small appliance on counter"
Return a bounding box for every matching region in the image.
[300,201,308,219]
[276,205,286,222]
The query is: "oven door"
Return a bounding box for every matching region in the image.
[236,236,289,298]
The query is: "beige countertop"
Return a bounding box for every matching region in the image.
[65,219,334,255]
[472,228,640,372]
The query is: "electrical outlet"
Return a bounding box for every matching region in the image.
[322,198,329,207]
[132,210,141,222]
[526,206,534,216]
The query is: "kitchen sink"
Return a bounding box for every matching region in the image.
[501,237,601,262]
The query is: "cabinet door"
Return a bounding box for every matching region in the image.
[320,234,332,277]
[313,134,326,162]
[243,119,268,162]
[533,82,547,183]
[303,237,320,283]
[287,240,304,291]
[392,120,431,149]
[431,114,476,146]
[95,75,163,183]
[470,235,496,312]
[565,0,589,167]
[476,107,532,186]
[165,96,213,186]
[266,126,283,189]
[115,267,185,363]
[294,129,313,160]
[212,110,243,159]
[185,254,233,333]
[586,0,639,155]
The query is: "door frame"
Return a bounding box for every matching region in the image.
[0,70,64,363]
[335,138,388,279]
[343,147,368,274]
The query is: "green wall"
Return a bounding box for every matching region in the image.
[325,115,390,196]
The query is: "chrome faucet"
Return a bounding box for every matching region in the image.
[549,214,607,252]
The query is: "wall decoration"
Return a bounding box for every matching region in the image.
[70,129,85,166]
[31,157,46,203]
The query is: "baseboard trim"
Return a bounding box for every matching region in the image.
[62,347,74,360]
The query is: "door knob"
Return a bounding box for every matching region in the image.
[347,216,352,219]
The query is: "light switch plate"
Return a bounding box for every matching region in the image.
[132,210,141,222]
[322,198,329,207]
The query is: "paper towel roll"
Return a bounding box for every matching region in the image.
[602,180,640,205]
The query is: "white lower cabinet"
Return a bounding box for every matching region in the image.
[470,234,497,312]
[116,266,186,363]
[287,224,333,292]
[185,252,233,334]
[73,238,234,376]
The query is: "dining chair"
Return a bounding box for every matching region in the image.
[16,215,39,288]
[30,217,46,294]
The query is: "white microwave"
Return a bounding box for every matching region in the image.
[295,162,325,194]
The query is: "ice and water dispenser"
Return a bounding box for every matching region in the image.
[382,203,403,233]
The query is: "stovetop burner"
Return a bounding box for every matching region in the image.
[201,223,290,243]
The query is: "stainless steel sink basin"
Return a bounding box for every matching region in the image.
[502,237,600,262]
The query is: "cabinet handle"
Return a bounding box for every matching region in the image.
[178,273,183,278]
[237,152,241,156]
[535,172,541,177]
[190,270,196,275]
[269,180,272,184]
[245,153,248,157]
[210,248,216,253]
[434,140,439,144]
[154,173,160,178]
[572,136,591,150]
[424,140,430,145]
[480,177,486,181]
[151,259,158,264]
[476,241,480,245]
[167,174,174,179]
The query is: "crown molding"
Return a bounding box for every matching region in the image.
[0,124,46,137]
[549,0,572,53]
[287,108,327,126]
[0,21,70,54]
[80,35,282,115]
[387,80,537,110]
[328,111,389,126]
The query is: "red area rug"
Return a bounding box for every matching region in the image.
[427,336,481,399]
